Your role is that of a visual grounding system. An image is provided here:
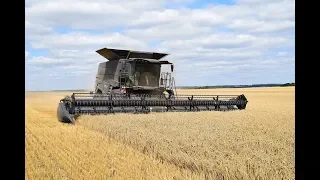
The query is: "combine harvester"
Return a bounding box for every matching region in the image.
[57,48,248,124]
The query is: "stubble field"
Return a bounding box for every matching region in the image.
[25,87,295,180]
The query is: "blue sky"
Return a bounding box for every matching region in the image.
[25,0,295,91]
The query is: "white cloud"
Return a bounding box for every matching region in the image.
[227,20,294,33]
[26,0,195,29]
[160,33,288,50]
[30,32,147,50]
[25,51,29,58]
[125,24,213,42]
[25,21,53,40]
[27,56,71,66]
[236,0,294,5]
[278,52,288,56]
[130,8,225,28]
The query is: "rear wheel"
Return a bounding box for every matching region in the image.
[166,90,175,99]
[160,90,175,100]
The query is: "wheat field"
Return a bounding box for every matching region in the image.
[25,87,295,180]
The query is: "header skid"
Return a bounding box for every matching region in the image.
[96,47,169,61]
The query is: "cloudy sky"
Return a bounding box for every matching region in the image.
[25,0,295,91]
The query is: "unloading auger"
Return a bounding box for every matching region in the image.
[57,48,248,124]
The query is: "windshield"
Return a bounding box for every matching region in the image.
[131,63,160,86]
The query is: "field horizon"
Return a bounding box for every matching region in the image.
[25,82,295,93]
[26,87,295,179]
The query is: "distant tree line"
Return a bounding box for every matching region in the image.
[178,83,295,89]
[47,83,295,92]
[280,83,295,87]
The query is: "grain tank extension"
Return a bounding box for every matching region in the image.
[57,48,248,124]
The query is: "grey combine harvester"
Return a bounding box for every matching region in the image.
[57,48,248,124]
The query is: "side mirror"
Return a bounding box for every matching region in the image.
[171,64,174,72]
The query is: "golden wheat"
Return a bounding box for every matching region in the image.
[26,87,294,180]
[25,92,203,180]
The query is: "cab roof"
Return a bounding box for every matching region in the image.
[96,47,169,61]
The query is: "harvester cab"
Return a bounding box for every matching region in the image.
[94,48,176,96]
[57,48,248,124]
